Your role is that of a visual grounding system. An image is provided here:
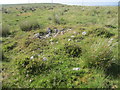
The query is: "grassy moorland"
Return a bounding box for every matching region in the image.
[1,3,119,88]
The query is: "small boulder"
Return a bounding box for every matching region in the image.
[42,57,48,61]
[72,68,81,71]
[71,35,75,38]
[82,31,87,35]
[30,56,34,60]
[33,33,40,38]
[68,39,71,41]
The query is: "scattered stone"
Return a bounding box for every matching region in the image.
[32,27,74,39]
[45,34,50,38]
[68,39,71,41]
[72,67,81,71]
[26,74,29,77]
[71,35,75,38]
[43,57,48,61]
[110,38,114,41]
[38,54,40,56]
[37,48,40,50]
[32,51,35,53]
[108,38,114,46]
[54,28,59,33]
[53,34,58,37]
[82,8,85,11]
[61,31,64,35]
[82,31,87,35]
[30,56,34,60]
[51,42,54,45]
[47,28,52,34]
[22,64,24,67]
[74,32,77,34]
[33,33,40,38]
[29,79,32,82]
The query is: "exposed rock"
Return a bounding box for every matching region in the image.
[54,28,59,33]
[71,35,75,38]
[42,57,48,61]
[68,39,72,41]
[108,38,114,46]
[33,33,40,38]
[45,34,50,38]
[30,56,34,60]
[68,28,72,31]
[82,31,87,35]
[72,67,81,71]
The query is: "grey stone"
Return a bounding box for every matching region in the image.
[43,57,48,61]
[33,33,40,38]
[72,67,81,71]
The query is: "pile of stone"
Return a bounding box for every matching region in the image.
[33,27,73,39]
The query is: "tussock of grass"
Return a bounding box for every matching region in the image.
[0,24,10,37]
[19,20,40,31]
[89,27,115,38]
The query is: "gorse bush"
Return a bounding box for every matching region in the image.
[0,24,10,37]
[19,20,40,31]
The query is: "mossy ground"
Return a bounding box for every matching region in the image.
[1,3,119,88]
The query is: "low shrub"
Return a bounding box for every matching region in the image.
[30,66,87,88]
[19,20,40,31]
[26,39,48,51]
[15,55,49,75]
[0,24,10,37]
[15,53,60,75]
[64,43,82,57]
[89,28,115,38]
[0,47,8,62]
[3,42,17,52]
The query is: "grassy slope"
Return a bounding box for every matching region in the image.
[1,3,119,88]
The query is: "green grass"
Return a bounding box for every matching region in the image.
[1,3,119,88]
[0,24,11,37]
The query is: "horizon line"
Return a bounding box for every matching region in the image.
[1,2,119,6]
